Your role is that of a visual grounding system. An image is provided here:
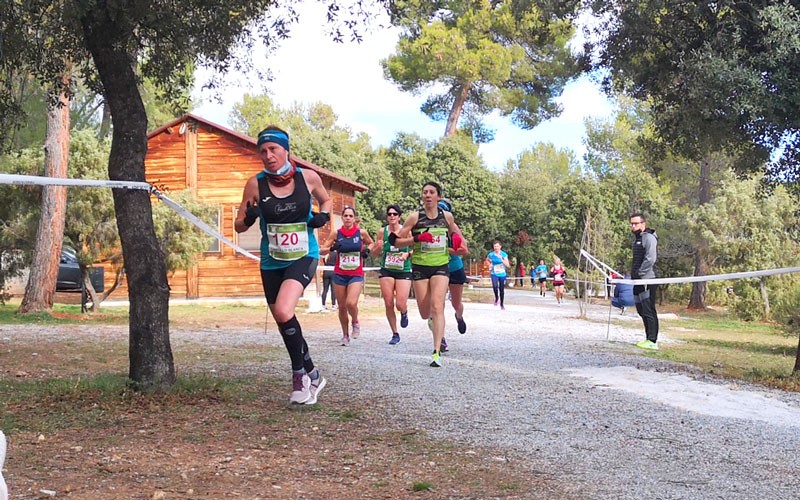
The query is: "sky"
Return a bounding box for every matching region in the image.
[192,4,616,172]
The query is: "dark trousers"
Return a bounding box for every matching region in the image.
[491,275,506,305]
[634,284,659,342]
[322,272,335,306]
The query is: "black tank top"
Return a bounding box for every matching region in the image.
[256,169,311,224]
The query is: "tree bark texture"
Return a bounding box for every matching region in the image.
[81,13,175,390]
[688,157,712,310]
[18,90,70,314]
[445,82,471,137]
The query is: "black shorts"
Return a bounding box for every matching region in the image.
[538,277,547,283]
[260,257,318,304]
[412,264,449,281]
[379,268,412,280]
[449,268,467,285]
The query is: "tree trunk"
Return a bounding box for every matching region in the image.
[444,82,471,137]
[18,86,70,314]
[794,334,800,374]
[759,277,770,319]
[81,14,175,390]
[82,268,100,313]
[687,254,708,310]
[688,157,712,311]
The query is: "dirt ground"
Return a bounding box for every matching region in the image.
[0,303,567,499]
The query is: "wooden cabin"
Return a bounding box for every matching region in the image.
[104,113,367,299]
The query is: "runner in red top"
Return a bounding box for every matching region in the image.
[320,206,374,346]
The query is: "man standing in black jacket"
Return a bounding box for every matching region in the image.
[630,213,659,350]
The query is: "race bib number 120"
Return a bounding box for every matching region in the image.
[267,223,309,261]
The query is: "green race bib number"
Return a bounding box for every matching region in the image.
[267,223,309,261]
[339,252,361,271]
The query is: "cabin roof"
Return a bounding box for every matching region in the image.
[149,113,368,192]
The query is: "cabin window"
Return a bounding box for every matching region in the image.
[205,208,222,254]
[234,207,262,253]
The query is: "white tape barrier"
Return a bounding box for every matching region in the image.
[1,174,256,262]
[579,249,619,280]
[581,249,800,286]
[0,173,151,190]
[151,189,259,262]
[319,266,381,272]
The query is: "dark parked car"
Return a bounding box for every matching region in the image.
[57,246,104,292]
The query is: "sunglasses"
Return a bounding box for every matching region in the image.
[386,212,400,217]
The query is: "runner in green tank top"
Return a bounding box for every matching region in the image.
[388,182,465,367]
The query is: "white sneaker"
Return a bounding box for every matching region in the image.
[351,321,360,339]
[305,374,327,405]
[289,372,311,404]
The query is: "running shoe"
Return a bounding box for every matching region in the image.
[440,337,448,353]
[351,321,360,339]
[289,372,311,404]
[305,372,327,405]
[340,335,350,347]
[501,305,506,311]
[494,300,498,306]
[400,311,409,328]
[430,351,442,367]
[456,315,467,334]
[635,339,659,350]
[389,332,400,345]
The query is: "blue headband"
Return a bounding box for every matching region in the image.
[257,129,290,151]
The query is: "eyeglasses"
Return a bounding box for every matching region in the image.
[630,221,643,226]
[386,212,399,217]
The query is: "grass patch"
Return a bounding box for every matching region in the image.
[658,310,800,391]
[0,372,262,433]
[412,481,433,492]
[0,302,129,324]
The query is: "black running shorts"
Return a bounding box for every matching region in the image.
[260,257,318,304]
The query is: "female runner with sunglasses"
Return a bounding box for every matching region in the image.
[372,204,413,345]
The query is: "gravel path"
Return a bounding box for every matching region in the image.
[288,290,800,499]
[5,290,800,499]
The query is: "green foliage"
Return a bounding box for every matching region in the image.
[383,0,582,137]
[730,284,766,323]
[590,0,800,187]
[498,142,579,263]
[773,280,800,336]
[151,191,216,274]
[64,129,118,266]
[0,146,44,302]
